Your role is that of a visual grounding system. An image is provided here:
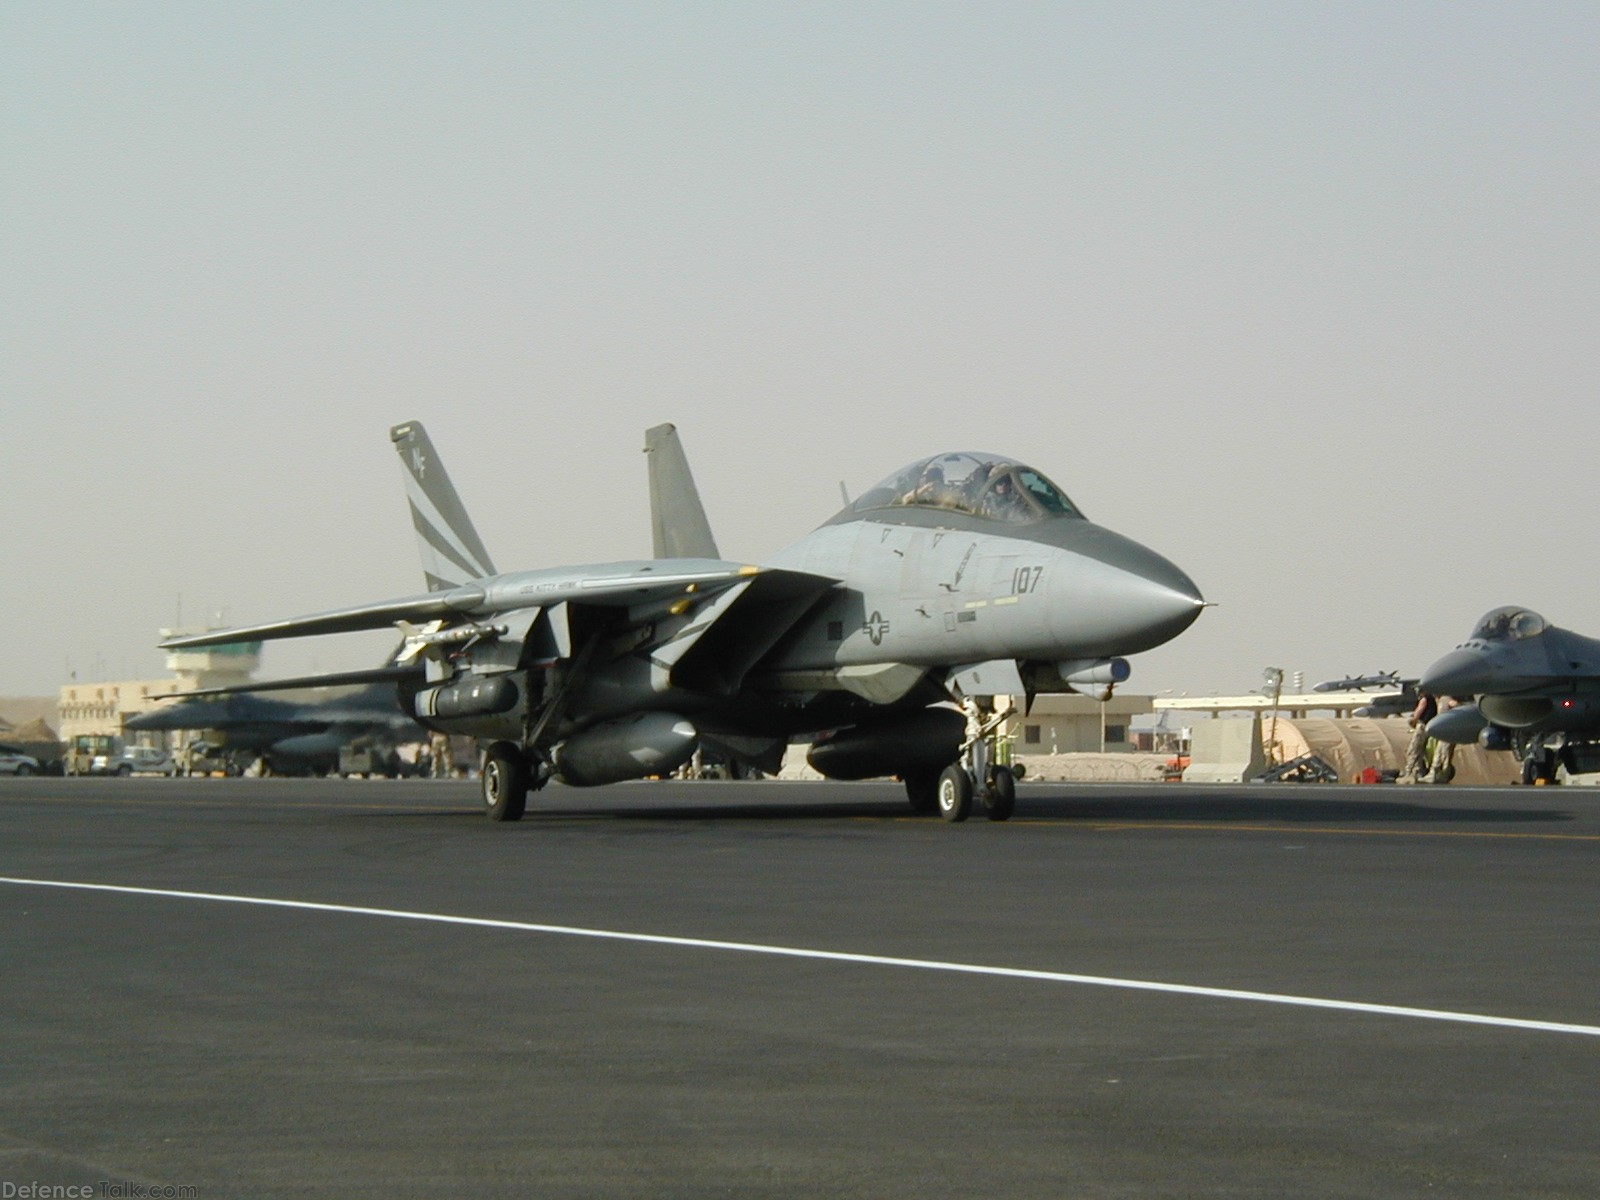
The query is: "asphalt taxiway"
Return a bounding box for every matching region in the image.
[2,776,1598,1198]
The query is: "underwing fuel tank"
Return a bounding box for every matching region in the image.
[269,732,346,760]
[806,706,967,781]
[552,712,700,787]
[1426,702,1489,745]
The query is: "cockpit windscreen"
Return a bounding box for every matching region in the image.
[845,453,1083,524]
[1470,607,1547,641]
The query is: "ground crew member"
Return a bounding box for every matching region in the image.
[1400,689,1438,784]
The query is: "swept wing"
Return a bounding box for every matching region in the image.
[159,563,822,651]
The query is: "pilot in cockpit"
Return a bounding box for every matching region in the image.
[982,472,1027,521]
[910,462,947,506]
[961,461,995,506]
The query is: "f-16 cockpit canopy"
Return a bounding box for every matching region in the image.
[843,453,1083,524]
[1471,607,1547,642]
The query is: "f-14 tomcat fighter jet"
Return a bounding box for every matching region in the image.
[163,423,1204,822]
[1422,607,1600,784]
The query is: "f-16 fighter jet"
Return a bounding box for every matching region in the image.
[1422,606,1600,784]
[124,683,420,777]
[163,423,1205,822]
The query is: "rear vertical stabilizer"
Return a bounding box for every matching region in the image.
[390,421,498,591]
[644,423,720,560]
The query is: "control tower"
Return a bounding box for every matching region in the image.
[159,630,263,690]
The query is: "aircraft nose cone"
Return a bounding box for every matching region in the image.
[1045,525,1205,655]
[1113,559,1206,651]
[1420,648,1494,697]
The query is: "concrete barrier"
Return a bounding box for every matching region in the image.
[1183,717,1267,783]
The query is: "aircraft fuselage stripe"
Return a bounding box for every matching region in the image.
[2,876,1596,1038]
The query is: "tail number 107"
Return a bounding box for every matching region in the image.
[1012,566,1043,594]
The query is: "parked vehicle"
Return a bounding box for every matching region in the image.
[0,746,41,776]
[177,739,243,777]
[91,745,177,777]
[65,734,117,776]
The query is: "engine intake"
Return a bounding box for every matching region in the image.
[1480,693,1600,732]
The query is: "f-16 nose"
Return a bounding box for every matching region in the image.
[1420,648,1494,697]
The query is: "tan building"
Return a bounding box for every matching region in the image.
[59,678,195,745]
[1154,690,1406,719]
[1004,693,1153,755]
[57,634,262,745]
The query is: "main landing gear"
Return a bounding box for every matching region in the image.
[482,740,545,822]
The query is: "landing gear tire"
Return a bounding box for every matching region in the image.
[482,742,529,822]
[1523,751,1559,786]
[982,765,1016,822]
[904,770,939,815]
[937,764,972,823]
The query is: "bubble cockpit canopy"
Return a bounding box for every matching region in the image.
[1470,606,1547,642]
[842,453,1083,525]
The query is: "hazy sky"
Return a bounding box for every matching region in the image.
[5,2,1597,699]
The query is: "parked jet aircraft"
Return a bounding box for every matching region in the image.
[1421,606,1600,784]
[124,683,422,776]
[161,422,1205,821]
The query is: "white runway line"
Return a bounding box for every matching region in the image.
[5,874,1599,1039]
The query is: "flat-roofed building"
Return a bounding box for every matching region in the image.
[58,632,262,743]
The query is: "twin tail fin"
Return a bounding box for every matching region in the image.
[390,421,498,591]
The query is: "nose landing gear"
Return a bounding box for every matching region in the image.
[936,760,1016,823]
[982,764,1016,821]
[932,698,1018,823]
[936,764,971,821]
